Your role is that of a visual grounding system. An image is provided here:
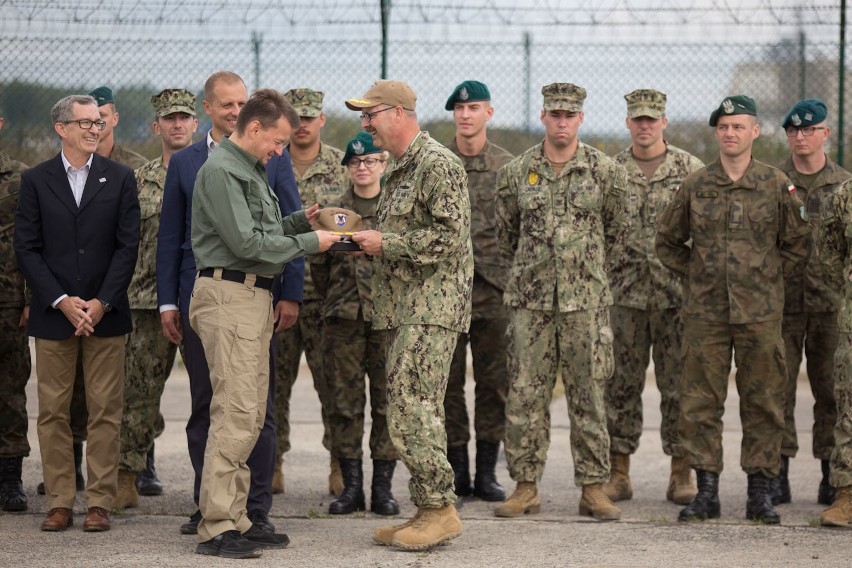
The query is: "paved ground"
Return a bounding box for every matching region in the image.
[2,350,851,567]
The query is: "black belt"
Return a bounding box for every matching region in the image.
[198,268,274,291]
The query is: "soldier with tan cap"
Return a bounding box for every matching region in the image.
[495,82,628,521]
[604,89,703,506]
[345,80,473,551]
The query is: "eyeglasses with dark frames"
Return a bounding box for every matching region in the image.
[785,126,827,137]
[63,119,107,131]
[347,157,384,169]
[359,106,395,123]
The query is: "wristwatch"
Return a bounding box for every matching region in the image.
[98,299,112,313]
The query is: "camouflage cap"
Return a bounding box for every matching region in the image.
[341,131,383,165]
[283,88,324,118]
[345,80,417,112]
[445,80,491,111]
[541,83,586,112]
[625,89,666,119]
[709,95,757,126]
[782,98,828,128]
[151,88,196,118]
[88,86,114,106]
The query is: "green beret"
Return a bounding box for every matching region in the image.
[625,89,666,119]
[341,132,382,165]
[542,83,586,112]
[445,80,491,111]
[151,88,196,117]
[782,99,827,128]
[283,88,323,118]
[709,95,757,126]
[88,86,114,106]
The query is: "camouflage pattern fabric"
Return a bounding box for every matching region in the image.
[110,143,148,170]
[0,150,27,308]
[504,307,613,486]
[831,333,852,488]
[128,157,166,309]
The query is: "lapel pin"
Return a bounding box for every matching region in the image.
[99,177,107,183]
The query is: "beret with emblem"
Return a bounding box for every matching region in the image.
[625,89,666,119]
[151,88,196,117]
[283,88,324,118]
[709,95,757,126]
[88,86,114,106]
[341,131,382,165]
[542,83,586,112]
[445,80,491,111]
[782,98,827,128]
[345,80,417,112]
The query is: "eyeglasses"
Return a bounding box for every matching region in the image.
[63,119,107,131]
[785,126,827,137]
[347,157,384,169]
[359,106,395,123]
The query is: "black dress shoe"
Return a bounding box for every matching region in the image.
[196,530,263,559]
[246,509,276,533]
[180,509,202,535]
[242,524,289,549]
[136,446,163,496]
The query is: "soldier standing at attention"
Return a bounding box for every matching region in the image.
[656,95,811,524]
[442,80,513,502]
[114,89,199,509]
[275,88,348,496]
[774,99,851,506]
[494,83,628,521]
[346,80,473,550]
[604,89,702,505]
[0,108,32,512]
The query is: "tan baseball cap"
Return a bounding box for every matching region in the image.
[345,80,417,112]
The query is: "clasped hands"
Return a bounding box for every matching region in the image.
[58,296,105,336]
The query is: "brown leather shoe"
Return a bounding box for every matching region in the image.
[42,507,73,531]
[83,506,111,532]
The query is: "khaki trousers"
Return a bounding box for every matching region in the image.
[36,334,125,510]
[189,274,274,541]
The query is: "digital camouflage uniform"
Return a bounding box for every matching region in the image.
[778,156,851,460]
[0,150,31,459]
[372,132,473,508]
[607,144,703,457]
[120,156,178,472]
[311,186,395,461]
[110,144,149,171]
[445,137,513,447]
[655,158,811,477]
[274,142,347,457]
[496,141,628,486]
[817,179,852,489]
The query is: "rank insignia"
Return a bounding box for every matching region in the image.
[352,141,365,155]
[723,99,734,114]
[459,87,469,101]
[791,114,802,126]
[528,171,540,186]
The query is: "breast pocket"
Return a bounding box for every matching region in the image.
[139,200,160,243]
[569,182,602,211]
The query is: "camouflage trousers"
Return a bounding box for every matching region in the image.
[120,309,178,472]
[781,311,837,460]
[606,305,684,457]
[323,318,395,461]
[386,324,457,508]
[504,307,613,487]
[680,318,786,477]
[0,306,32,457]
[830,333,852,488]
[444,316,509,447]
[273,300,331,457]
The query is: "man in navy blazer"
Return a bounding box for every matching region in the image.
[156,71,304,534]
[14,94,140,532]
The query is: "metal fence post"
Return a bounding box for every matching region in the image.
[839,0,846,167]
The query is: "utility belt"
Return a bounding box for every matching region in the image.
[197,268,274,291]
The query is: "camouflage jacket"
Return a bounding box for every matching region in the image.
[496,141,629,312]
[110,143,149,170]
[656,158,811,324]
[448,137,513,319]
[312,185,379,321]
[818,179,852,333]
[372,132,473,332]
[0,150,28,307]
[128,157,166,310]
[291,143,348,301]
[608,144,704,310]
[778,156,851,314]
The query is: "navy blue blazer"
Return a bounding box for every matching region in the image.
[156,134,305,312]
[14,153,141,339]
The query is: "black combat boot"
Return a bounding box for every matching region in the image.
[473,440,505,501]
[678,470,721,521]
[136,444,164,496]
[370,459,400,515]
[746,473,781,524]
[818,459,836,505]
[37,441,85,495]
[0,456,28,512]
[447,445,472,497]
[769,455,791,505]
[328,459,365,515]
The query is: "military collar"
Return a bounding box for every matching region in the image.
[448,137,495,173]
[290,143,342,178]
[782,155,851,189]
[139,156,165,184]
[391,131,429,173]
[529,141,590,180]
[219,136,265,173]
[709,156,760,190]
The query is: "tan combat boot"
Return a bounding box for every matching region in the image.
[667,456,697,505]
[602,453,633,502]
[390,504,462,551]
[115,469,139,509]
[579,483,621,521]
[272,457,284,495]
[494,482,541,517]
[820,485,852,527]
[329,456,344,496]
[372,509,423,546]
